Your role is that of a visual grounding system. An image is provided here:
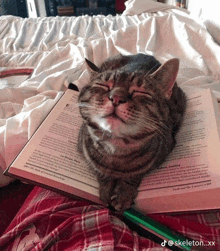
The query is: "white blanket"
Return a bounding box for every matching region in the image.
[1,2,220,186]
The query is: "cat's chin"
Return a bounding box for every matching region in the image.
[92,114,124,137]
[105,114,123,129]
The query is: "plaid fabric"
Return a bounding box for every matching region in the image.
[0,187,219,251]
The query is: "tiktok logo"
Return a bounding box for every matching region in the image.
[161,240,167,247]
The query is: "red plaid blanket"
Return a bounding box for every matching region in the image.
[0,186,219,251]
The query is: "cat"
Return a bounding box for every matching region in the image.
[78,53,186,211]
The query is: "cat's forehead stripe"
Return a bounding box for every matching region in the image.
[104,72,113,81]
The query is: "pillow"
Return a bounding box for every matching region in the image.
[205,19,220,45]
[188,0,220,44]
[122,0,185,15]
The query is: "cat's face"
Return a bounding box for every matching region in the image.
[78,58,179,149]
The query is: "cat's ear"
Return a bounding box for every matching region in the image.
[85,58,100,73]
[150,58,179,99]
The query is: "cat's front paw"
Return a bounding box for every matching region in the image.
[99,178,115,205]
[98,176,140,211]
[110,182,138,211]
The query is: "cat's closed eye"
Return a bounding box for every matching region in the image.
[93,83,110,92]
[131,90,152,99]
[92,82,153,101]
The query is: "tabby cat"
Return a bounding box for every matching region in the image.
[78,53,186,211]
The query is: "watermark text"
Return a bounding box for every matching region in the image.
[161,239,215,248]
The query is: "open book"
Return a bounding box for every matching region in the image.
[4,85,220,214]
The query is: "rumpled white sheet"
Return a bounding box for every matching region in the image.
[0,4,220,185]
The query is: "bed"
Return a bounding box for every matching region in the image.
[0,0,220,250]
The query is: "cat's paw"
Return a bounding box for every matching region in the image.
[99,178,115,205]
[98,176,140,211]
[110,182,138,211]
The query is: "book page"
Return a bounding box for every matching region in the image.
[7,87,220,208]
[138,89,220,199]
[7,88,100,197]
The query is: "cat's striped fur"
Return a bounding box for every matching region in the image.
[78,54,186,211]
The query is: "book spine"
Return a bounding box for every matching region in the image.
[75,7,108,16]
[115,0,125,14]
[44,0,58,16]
[16,0,28,17]
[57,6,74,16]
[88,0,98,9]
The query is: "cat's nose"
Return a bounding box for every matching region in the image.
[109,94,127,106]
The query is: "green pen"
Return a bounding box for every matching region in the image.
[123,207,192,251]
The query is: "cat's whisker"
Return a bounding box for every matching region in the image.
[144,117,169,132]
[144,120,168,138]
[78,103,94,108]
[142,121,164,137]
[101,131,106,140]
[65,103,81,108]
[144,63,161,78]
[130,116,167,139]
[130,110,169,132]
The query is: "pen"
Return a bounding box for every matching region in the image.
[123,207,192,251]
